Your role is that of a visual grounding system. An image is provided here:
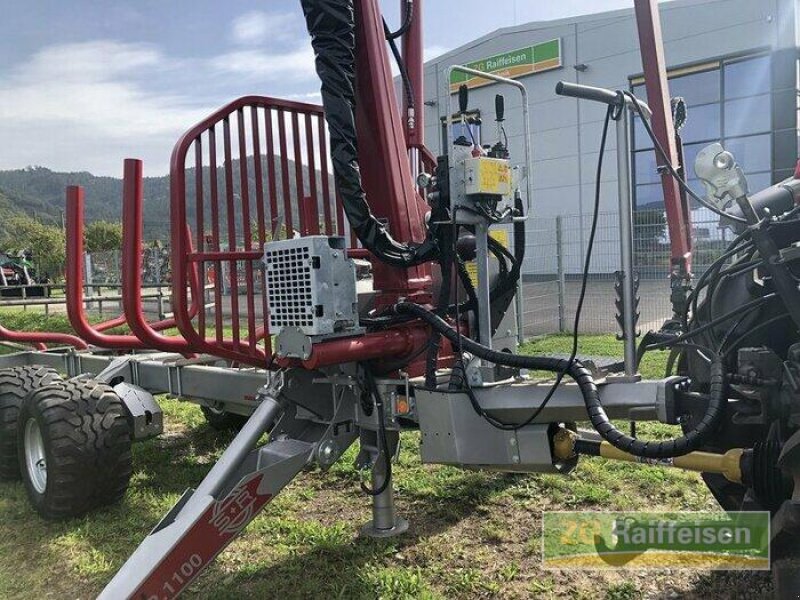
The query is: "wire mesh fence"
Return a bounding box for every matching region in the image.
[86,244,171,286]
[520,208,734,337]
[77,210,732,340]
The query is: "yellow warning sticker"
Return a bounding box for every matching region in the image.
[477,159,512,195]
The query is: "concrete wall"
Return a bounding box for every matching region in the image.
[420,0,799,272]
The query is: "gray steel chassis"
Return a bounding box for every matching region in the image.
[0,347,686,598]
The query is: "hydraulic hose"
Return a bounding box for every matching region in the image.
[384,0,413,39]
[394,302,728,459]
[300,0,437,267]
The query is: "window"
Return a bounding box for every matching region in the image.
[724,55,771,99]
[724,94,771,137]
[631,54,773,211]
[680,103,721,143]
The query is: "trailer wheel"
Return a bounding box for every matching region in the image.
[0,365,62,480]
[201,405,248,431]
[17,378,132,519]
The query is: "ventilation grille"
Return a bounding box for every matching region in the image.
[264,244,314,330]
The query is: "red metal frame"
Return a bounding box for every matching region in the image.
[354,0,431,303]
[66,186,147,350]
[0,323,87,351]
[634,0,693,278]
[170,96,340,366]
[121,158,200,355]
[168,89,436,370]
[165,0,438,369]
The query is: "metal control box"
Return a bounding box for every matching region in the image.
[264,236,360,337]
[463,156,512,196]
[415,387,560,473]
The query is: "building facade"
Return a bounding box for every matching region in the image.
[421,0,800,271]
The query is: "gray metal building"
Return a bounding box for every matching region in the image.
[422,0,800,272]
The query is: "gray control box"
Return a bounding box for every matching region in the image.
[264,236,360,337]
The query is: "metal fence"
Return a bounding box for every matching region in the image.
[88,245,170,286]
[2,211,732,339]
[520,208,734,336]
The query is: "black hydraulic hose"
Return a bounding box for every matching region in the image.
[393,303,729,458]
[385,0,413,39]
[721,313,793,359]
[425,222,455,387]
[383,20,415,114]
[301,0,436,267]
[512,193,526,269]
[646,293,776,351]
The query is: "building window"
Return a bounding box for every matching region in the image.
[631,54,772,211]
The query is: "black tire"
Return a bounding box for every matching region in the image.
[0,365,62,480]
[201,405,248,431]
[17,378,132,519]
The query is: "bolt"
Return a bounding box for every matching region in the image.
[509,438,517,447]
[317,440,338,466]
[714,151,734,170]
[512,454,520,463]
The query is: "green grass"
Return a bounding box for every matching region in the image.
[0,314,775,599]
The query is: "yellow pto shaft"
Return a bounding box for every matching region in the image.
[552,429,744,483]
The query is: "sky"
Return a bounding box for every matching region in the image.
[0,0,670,176]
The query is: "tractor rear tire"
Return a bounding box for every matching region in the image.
[0,365,62,480]
[17,378,132,519]
[201,405,248,431]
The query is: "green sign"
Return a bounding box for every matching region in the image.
[450,39,562,92]
[542,511,770,570]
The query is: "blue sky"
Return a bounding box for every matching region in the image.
[0,1,670,176]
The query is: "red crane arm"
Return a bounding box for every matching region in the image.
[634,0,693,281]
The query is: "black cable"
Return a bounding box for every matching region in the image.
[717,311,751,352]
[447,103,615,431]
[395,302,729,458]
[302,0,436,268]
[688,234,754,324]
[703,248,758,347]
[623,91,747,224]
[646,293,775,351]
[426,219,455,386]
[721,313,793,359]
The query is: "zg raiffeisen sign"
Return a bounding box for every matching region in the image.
[450,39,562,92]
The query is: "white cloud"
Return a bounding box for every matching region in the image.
[231,11,301,46]
[285,91,322,103]
[22,40,162,83]
[0,41,210,175]
[210,47,317,83]
[0,39,325,176]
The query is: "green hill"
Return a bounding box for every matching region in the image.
[0,158,334,239]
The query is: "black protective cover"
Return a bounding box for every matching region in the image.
[300,0,437,267]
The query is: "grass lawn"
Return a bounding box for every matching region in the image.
[0,312,775,599]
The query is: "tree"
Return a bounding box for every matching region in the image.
[0,214,66,279]
[84,220,123,253]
